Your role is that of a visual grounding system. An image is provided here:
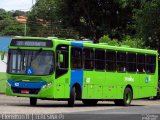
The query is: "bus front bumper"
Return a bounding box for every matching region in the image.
[6,80,55,98]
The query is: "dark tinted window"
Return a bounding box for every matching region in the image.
[117,52,126,72]
[83,48,94,70]
[146,55,156,74]
[127,53,136,72]
[106,51,116,71]
[95,49,105,70]
[71,47,82,69]
[137,54,145,73]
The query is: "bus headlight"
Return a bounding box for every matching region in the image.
[42,81,53,89]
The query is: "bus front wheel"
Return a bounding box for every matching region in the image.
[30,98,37,106]
[68,87,76,107]
[114,87,132,106]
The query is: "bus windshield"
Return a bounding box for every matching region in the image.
[7,50,54,76]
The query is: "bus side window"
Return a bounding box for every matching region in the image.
[95,49,105,71]
[106,51,116,71]
[137,54,145,73]
[83,48,94,70]
[71,47,82,69]
[117,52,126,72]
[146,55,156,74]
[127,53,136,72]
[56,45,69,78]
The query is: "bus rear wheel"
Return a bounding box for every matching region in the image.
[82,100,98,106]
[30,98,37,106]
[68,87,76,107]
[114,87,132,106]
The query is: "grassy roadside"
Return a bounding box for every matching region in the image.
[0,72,7,93]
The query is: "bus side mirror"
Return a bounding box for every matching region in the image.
[59,54,64,63]
[1,50,5,61]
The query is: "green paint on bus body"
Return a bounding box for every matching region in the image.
[5,37,158,103]
[0,72,7,93]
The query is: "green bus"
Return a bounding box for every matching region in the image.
[1,36,158,107]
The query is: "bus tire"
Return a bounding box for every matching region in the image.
[82,99,98,106]
[68,87,76,107]
[114,87,132,106]
[30,98,37,106]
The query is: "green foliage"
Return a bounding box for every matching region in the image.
[99,35,119,46]
[31,0,57,21]
[134,0,160,49]
[121,36,144,48]
[28,0,79,38]
[99,35,144,48]
[49,0,140,41]
[26,0,159,49]
[0,0,159,50]
[99,35,111,43]
[0,9,24,36]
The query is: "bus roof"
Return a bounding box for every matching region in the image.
[12,36,158,55]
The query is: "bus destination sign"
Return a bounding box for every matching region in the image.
[10,39,53,47]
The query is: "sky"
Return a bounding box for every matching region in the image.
[0,0,36,11]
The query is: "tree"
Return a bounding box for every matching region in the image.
[28,0,78,38]
[99,35,144,48]
[121,35,144,48]
[0,9,24,36]
[28,0,158,49]
[99,35,119,46]
[134,0,160,49]
[12,10,27,17]
[56,0,146,42]
[27,0,58,36]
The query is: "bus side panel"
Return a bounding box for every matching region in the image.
[104,72,118,99]
[82,70,97,99]
[138,74,157,98]
[82,71,104,99]
[54,73,70,99]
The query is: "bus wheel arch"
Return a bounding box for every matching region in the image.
[68,83,82,107]
[114,85,133,106]
[72,83,82,100]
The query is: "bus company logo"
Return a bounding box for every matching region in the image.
[15,83,19,87]
[124,76,134,82]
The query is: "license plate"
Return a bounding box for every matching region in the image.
[21,90,29,94]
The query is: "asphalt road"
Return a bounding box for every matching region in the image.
[0,94,160,120]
